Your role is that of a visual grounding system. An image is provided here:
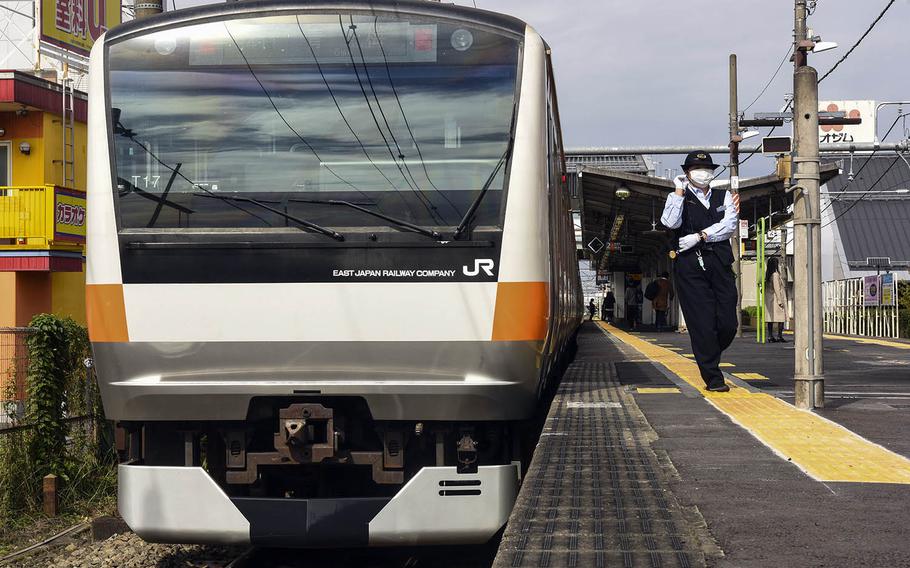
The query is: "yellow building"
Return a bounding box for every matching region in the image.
[0,71,87,328]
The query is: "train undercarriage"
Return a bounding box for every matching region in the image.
[118,397,533,546]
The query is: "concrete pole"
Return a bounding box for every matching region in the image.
[134,0,163,20]
[729,54,743,337]
[792,0,825,409]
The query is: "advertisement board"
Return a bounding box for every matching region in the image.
[881,273,895,307]
[818,100,877,145]
[863,275,880,307]
[53,187,86,243]
[40,0,121,57]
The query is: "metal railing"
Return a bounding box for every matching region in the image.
[0,327,34,427]
[823,278,901,339]
[0,185,86,249]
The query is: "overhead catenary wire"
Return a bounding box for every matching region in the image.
[348,18,442,220]
[821,153,903,229]
[295,16,400,211]
[223,23,367,198]
[817,0,897,84]
[371,16,463,218]
[741,45,793,114]
[340,16,442,223]
[817,112,906,216]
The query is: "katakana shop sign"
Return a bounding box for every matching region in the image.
[41,0,121,57]
[819,100,876,145]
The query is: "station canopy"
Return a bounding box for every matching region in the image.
[576,162,841,273]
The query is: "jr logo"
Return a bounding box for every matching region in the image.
[463,259,495,277]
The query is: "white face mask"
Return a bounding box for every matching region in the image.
[688,168,714,187]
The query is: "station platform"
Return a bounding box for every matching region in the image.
[493,323,910,568]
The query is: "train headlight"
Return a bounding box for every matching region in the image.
[450,29,474,52]
[154,37,178,56]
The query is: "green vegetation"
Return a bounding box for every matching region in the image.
[0,315,116,553]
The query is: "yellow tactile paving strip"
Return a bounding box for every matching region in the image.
[785,331,910,350]
[735,372,770,381]
[600,322,910,484]
[637,387,681,394]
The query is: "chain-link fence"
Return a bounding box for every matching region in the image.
[0,318,117,521]
[0,327,34,427]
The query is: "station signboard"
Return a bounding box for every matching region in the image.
[40,0,121,57]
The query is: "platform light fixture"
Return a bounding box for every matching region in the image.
[614,185,631,200]
[18,142,30,155]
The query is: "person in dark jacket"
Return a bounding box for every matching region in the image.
[660,151,739,392]
[588,299,596,321]
[602,290,616,323]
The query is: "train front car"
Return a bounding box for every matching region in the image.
[87,0,580,548]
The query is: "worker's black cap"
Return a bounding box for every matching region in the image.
[681,151,719,171]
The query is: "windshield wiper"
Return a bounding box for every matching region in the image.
[118,176,195,216]
[290,198,441,240]
[193,193,345,241]
[453,141,513,240]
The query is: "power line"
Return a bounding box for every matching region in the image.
[742,45,792,114]
[818,0,896,84]
[339,16,440,223]
[348,18,440,219]
[223,23,365,197]
[817,112,906,216]
[821,153,903,229]
[295,16,399,206]
[371,16,463,218]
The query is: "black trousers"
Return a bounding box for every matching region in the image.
[655,309,668,329]
[674,249,737,388]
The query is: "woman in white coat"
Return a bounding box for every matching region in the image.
[764,256,788,343]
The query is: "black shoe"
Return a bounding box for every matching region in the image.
[777,336,787,343]
[767,337,779,343]
[706,384,730,392]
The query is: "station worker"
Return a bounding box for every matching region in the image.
[660,151,739,392]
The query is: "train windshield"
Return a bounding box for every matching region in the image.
[107,13,521,232]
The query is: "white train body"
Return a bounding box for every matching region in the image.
[87,0,580,547]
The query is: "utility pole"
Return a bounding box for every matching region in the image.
[134,0,163,20]
[791,0,825,409]
[729,54,743,337]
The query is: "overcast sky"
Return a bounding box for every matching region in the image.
[469,0,910,176]
[168,0,909,176]
[5,0,907,177]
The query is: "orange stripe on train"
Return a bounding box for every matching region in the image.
[492,282,549,342]
[86,284,129,342]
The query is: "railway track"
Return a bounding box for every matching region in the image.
[225,542,499,568]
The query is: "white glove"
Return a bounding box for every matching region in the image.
[678,233,700,252]
[673,174,687,192]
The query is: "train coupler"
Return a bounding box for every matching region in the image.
[456,434,478,474]
[225,403,403,486]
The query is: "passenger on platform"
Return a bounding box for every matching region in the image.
[602,290,616,323]
[764,257,788,343]
[624,284,639,330]
[588,299,596,321]
[652,272,674,331]
[660,151,739,392]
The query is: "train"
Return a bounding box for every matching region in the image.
[86,0,582,547]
